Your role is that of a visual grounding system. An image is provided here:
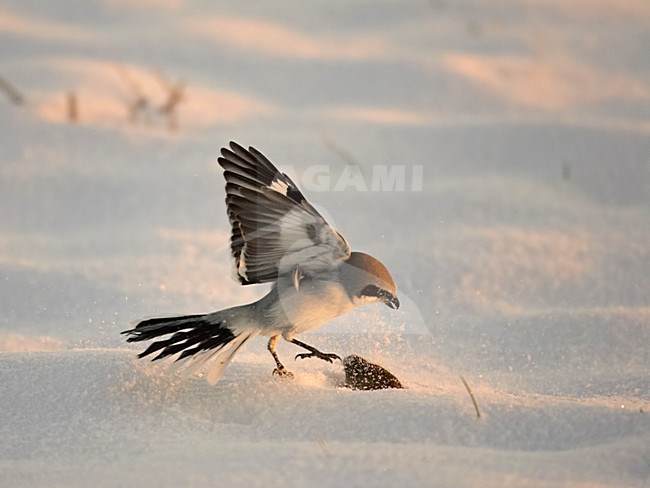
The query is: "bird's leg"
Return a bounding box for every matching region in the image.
[291,338,341,363]
[268,335,293,377]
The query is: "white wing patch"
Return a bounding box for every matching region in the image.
[237,248,249,280]
[266,178,289,196]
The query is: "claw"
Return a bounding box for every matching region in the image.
[295,352,341,363]
[272,367,294,378]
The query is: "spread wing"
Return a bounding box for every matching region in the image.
[217,141,351,285]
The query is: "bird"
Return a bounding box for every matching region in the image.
[122,142,399,385]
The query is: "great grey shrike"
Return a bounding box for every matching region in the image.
[123,142,399,384]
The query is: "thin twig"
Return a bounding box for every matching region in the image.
[314,431,332,458]
[460,375,481,419]
[152,66,186,131]
[317,126,362,167]
[67,91,78,122]
[115,64,150,123]
[159,80,186,132]
[0,74,25,105]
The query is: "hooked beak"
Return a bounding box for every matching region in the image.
[384,294,400,310]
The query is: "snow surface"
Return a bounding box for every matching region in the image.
[1,0,649,486]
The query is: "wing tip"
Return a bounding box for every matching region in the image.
[219,141,244,159]
[228,140,243,150]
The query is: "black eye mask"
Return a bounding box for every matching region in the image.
[359,284,391,300]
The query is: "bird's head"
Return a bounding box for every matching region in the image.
[341,252,399,310]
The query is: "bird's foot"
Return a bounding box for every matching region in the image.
[272,366,294,378]
[295,351,341,363]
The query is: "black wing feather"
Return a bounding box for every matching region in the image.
[218,141,350,285]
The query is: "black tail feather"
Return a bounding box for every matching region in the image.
[176,328,236,361]
[122,314,206,342]
[122,314,236,362]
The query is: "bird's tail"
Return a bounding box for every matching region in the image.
[122,313,257,385]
